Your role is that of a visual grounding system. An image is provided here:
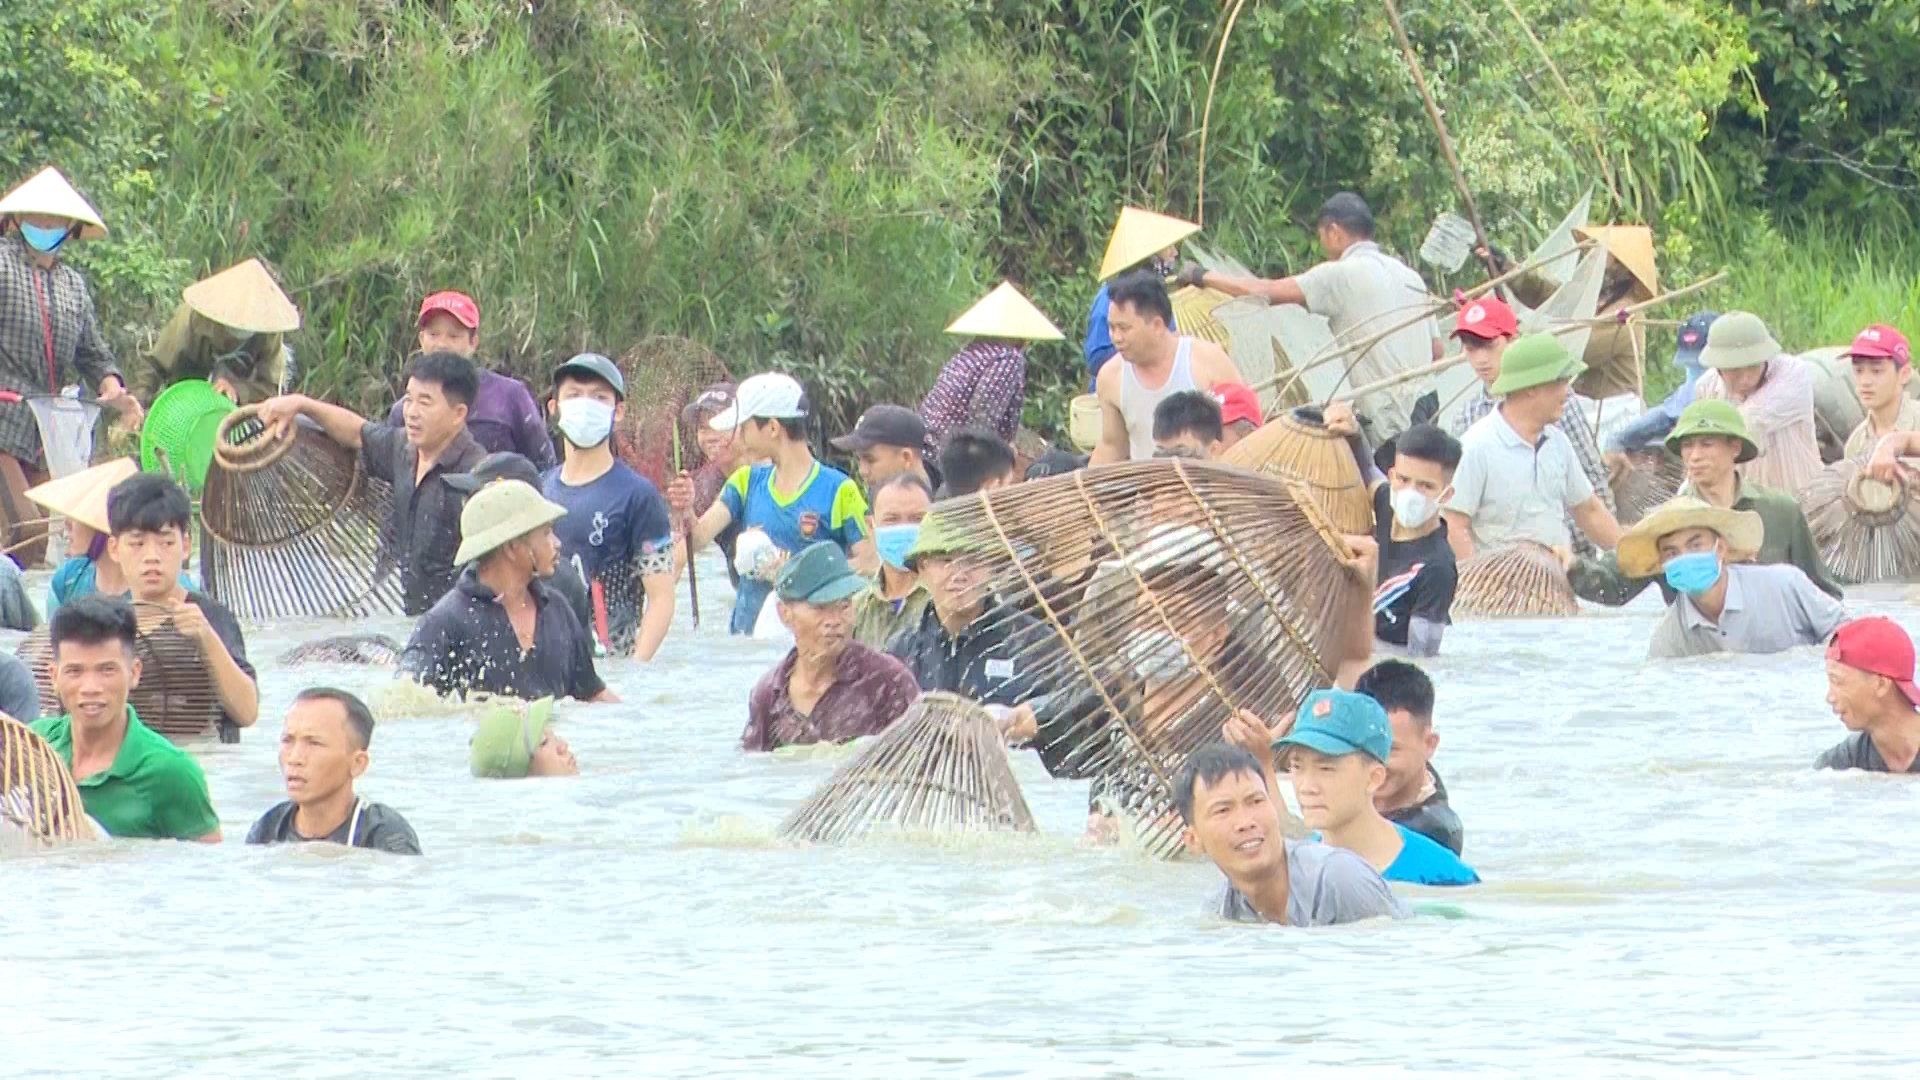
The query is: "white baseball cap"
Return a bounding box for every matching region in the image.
[709,372,808,430]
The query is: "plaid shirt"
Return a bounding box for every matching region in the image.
[920,342,1026,446]
[0,236,121,462]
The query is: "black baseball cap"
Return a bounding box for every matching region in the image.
[830,405,928,452]
[445,451,543,493]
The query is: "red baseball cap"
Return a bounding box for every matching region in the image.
[1453,296,1518,341]
[418,290,480,330]
[1827,616,1920,706]
[1844,324,1910,367]
[1210,383,1263,428]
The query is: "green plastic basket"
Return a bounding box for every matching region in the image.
[140,379,236,491]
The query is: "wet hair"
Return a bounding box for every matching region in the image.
[1355,659,1435,726]
[1105,269,1174,327]
[1392,424,1462,475]
[1315,192,1376,239]
[405,350,479,410]
[1175,744,1267,824]
[874,471,935,503]
[295,687,376,750]
[106,472,192,536]
[50,594,138,658]
[940,428,1017,497]
[1153,390,1224,444]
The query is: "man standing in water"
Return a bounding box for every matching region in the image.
[470,699,579,779]
[542,353,677,660]
[1088,271,1241,464]
[852,473,934,649]
[246,688,420,854]
[667,372,871,634]
[1444,334,1622,561]
[1842,325,1917,458]
[1692,311,1821,495]
[1367,424,1461,658]
[745,543,921,751]
[939,429,1019,498]
[1175,743,1407,926]
[259,351,488,614]
[1572,400,1839,605]
[1150,390,1229,461]
[392,291,555,469]
[1819,617,1920,774]
[30,596,220,842]
[832,404,938,492]
[1354,660,1464,855]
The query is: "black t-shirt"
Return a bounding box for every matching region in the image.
[245,799,421,854]
[1383,766,1465,855]
[1814,732,1920,773]
[400,567,606,702]
[1371,484,1458,646]
[187,591,255,744]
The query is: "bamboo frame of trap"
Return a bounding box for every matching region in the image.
[1801,458,1920,585]
[16,600,224,741]
[1,714,91,844]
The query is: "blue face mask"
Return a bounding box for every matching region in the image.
[1662,550,1721,595]
[18,222,70,254]
[874,523,920,571]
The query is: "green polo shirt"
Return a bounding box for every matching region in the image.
[29,708,220,840]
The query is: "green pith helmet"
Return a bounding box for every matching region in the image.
[1489,333,1587,396]
[1664,399,1759,463]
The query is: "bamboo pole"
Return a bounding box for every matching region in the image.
[673,424,700,630]
[1195,0,1254,227]
[1500,0,1622,207]
[1383,0,1499,280]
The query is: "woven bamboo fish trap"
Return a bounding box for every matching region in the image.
[1169,285,1233,350]
[17,600,223,741]
[1219,406,1372,534]
[1455,542,1580,618]
[1,713,93,846]
[1609,448,1687,527]
[915,460,1366,858]
[778,693,1036,843]
[199,406,402,620]
[1799,459,1920,584]
[278,632,403,667]
[613,336,733,488]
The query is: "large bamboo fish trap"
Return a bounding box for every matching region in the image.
[278,632,403,667]
[919,460,1364,858]
[613,336,733,488]
[778,693,1036,843]
[17,601,224,741]
[1219,406,1373,534]
[198,406,402,620]
[1610,448,1688,527]
[1799,459,1920,584]
[1455,542,1580,618]
[1,713,93,847]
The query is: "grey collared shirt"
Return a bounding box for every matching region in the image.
[1646,562,1846,660]
[1447,406,1596,551]
[1213,840,1410,927]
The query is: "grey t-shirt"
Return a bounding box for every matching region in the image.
[0,652,42,722]
[1814,732,1920,774]
[1213,839,1411,926]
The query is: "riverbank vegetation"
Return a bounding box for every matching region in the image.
[6,0,1916,436]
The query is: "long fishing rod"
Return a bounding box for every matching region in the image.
[673,419,700,630]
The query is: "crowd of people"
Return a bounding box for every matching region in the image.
[5,166,1918,924]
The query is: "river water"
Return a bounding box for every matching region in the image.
[4,561,1919,1079]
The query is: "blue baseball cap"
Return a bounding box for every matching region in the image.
[1675,311,1718,367]
[1273,689,1392,763]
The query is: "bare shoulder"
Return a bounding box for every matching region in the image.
[1194,338,1242,382]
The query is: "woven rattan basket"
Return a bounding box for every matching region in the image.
[17,600,223,741]
[1,713,94,846]
[1609,448,1687,527]
[1455,541,1580,618]
[1800,458,1920,584]
[1220,406,1372,534]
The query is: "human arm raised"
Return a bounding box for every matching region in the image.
[256,393,369,450]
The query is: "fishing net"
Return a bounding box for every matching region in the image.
[0,713,94,847]
[612,336,733,488]
[140,379,235,493]
[17,600,223,741]
[1455,542,1580,618]
[1799,459,1920,584]
[24,395,103,479]
[918,460,1367,858]
[1219,406,1373,535]
[199,406,402,620]
[1609,449,1688,527]
[778,692,1037,843]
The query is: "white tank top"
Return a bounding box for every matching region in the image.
[1118,337,1197,460]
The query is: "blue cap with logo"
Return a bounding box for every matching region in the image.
[1272,688,1392,763]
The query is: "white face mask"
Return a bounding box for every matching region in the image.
[1391,487,1439,529]
[556,397,614,448]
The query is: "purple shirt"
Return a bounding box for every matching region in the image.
[743,641,920,751]
[920,342,1027,446]
[390,368,556,471]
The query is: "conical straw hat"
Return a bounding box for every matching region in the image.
[1574,225,1657,297]
[945,282,1064,342]
[1097,207,1200,281]
[0,167,106,239]
[182,258,301,334]
[23,457,139,535]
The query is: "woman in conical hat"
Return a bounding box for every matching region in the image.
[23,456,152,616]
[920,282,1063,449]
[137,258,301,405]
[0,167,142,565]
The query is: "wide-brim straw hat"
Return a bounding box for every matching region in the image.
[1699,311,1781,371]
[1616,495,1764,578]
[24,457,139,535]
[0,167,107,240]
[182,258,301,334]
[1573,224,1657,297]
[945,282,1063,342]
[1097,207,1199,281]
[454,479,566,565]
